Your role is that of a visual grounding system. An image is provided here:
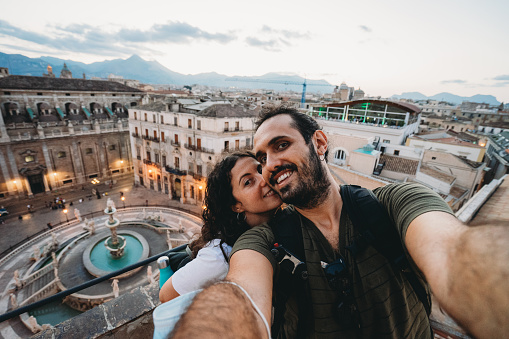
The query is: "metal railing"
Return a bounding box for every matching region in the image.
[0,244,188,323]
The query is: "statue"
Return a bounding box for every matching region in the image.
[13,270,21,288]
[166,230,173,249]
[51,252,57,267]
[179,218,184,233]
[147,266,155,285]
[111,279,119,298]
[106,198,115,212]
[27,315,43,333]
[53,266,59,280]
[83,218,95,235]
[10,293,17,309]
[74,208,81,221]
[142,208,147,219]
[32,245,41,261]
[159,210,164,222]
[51,232,58,247]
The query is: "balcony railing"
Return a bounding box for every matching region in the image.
[223,127,243,133]
[131,133,140,138]
[170,141,181,147]
[195,146,215,154]
[184,143,196,151]
[143,159,161,168]
[141,135,160,143]
[165,165,187,176]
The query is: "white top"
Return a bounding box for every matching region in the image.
[172,239,232,295]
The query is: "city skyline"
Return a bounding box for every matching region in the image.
[1,0,509,102]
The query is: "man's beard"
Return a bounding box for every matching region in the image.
[274,144,331,209]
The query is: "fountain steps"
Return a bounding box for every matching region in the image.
[26,271,55,297]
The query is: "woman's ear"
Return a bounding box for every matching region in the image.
[232,202,244,213]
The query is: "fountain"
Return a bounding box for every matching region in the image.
[103,198,126,257]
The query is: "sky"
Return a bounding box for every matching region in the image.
[1,0,509,102]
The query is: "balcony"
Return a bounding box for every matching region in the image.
[143,159,161,169]
[184,143,197,151]
[131,133,140,138]
[164,165,186,176]
[170,141,181,147]
[223,127,243,133]
[195,146,215,154]
[141,135,160,143]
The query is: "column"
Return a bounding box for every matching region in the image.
[70,141,84,184]
[42,173,50,192]
[5,145,22,196]
[24,177,33,197]
[41,142,56,188]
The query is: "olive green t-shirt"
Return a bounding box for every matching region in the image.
[231,183,454,339]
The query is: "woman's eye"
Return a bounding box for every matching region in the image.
[244,179,252,186]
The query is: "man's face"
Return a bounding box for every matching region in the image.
[254,114,330,209]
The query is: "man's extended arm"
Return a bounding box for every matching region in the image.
[171,249,273,339]
[406,211,509,339]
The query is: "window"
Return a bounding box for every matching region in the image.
[134,112,137,120]
[25,155,35,163]
[37,93,43,96]
[197,164,202,175]
[154,130,157,139]
[197,120,201,130]
[235,121,239,131]
[63,179,72,185]
[161,132,165,142]
[224,141,229,151]
[188,162,194,172]
[136,147,140,158]
[382,139,390,144]
[85,148,93,154]
[153,115,156,123]
[334,150,346,161]
[57,151,66,158]
[174,134,179,144]
[246,138,251,147]
[109,144,116,151]
[393,150,400,156]
[432,157,437,160]
[175,157,180,169]
[4,92,10,95]
[146,151,151,162]
[235,139,239,150]
[144,113,147,121]
[174,117,178,126]
[197,138,201,149]
[155,153,160,163]
[188,119,192,128]
[224,122,229,131]
[65,93,70,96]
[190,185,195,199]
[188,137,192,146]
[161,115,164,124]
[145,129,149,137]
[162,155,167,167]
[135,127,139,136]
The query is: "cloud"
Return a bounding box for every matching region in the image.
[441,79,467,84]
[0,20,236,57]
[494,75,509,81]
[245,37,281,51]
[359,25,372,33]
[261,25,310,40]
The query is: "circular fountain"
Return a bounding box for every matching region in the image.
[103,198,126,257]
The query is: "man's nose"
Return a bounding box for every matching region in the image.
[264,154,281,178]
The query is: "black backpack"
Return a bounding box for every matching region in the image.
[271,185,430,337]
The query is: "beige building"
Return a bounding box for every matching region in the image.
[0,73,143,199]
[129,100,259,205]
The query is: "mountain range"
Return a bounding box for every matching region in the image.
[0,52,501,105]
[391,92,500,106]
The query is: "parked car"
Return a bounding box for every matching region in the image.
[0,208,9,216]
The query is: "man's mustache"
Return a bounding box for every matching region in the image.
[269,164,298,186]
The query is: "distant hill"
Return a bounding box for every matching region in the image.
[0,52,334,92]
[392,91,500,106]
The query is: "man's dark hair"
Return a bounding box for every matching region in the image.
[255,106,328,161]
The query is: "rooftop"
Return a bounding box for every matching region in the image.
[197,104,259,118]
[0,75,143,93]
[380,154,419,175]
[469,176,509,226]
[419,164,456,184]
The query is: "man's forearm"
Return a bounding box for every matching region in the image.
[444,225,509,339]
[171,282,267,339]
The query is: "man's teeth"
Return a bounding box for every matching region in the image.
[277,171,292,184]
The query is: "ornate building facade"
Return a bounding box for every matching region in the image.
[0,72,144,199]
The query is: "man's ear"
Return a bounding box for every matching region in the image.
[314,130,328,156]
[232,202,244,213]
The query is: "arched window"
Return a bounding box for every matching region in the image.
[333,148,347,166]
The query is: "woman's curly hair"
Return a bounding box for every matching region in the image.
[189,151,255,259]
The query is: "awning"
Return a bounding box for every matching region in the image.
[105,107,115,118]
[26,107,35,120]
[82,107,91,119]
[56,107,65,119]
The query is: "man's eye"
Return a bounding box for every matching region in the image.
[259,156,267,164]
[277,142,288,150]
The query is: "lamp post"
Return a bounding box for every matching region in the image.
[63,208,69,222]
[121,196,125,209]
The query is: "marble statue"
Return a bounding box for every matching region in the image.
[27,315,43,333]
[166,230,173,249]
[10,293,17,308]
[106,198,115,212]
[74,208,81,221]
[51,252,57,267]
[32,245,41,261]
[147,266,155,285]
[111,279,119,298]
[51,232,58,247]
[13,270,21,288]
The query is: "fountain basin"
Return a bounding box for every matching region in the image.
[83,230,149,279]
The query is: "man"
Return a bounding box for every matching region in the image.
[172,107,509,339]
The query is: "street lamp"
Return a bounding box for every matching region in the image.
[63,208,69,222]
[121,196,126,209]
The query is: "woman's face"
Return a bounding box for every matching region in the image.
[230,157,282,226]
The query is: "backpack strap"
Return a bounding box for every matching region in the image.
[340,185,431,315]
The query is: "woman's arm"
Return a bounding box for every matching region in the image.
[159,276,180,303]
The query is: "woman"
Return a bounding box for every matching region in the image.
[159,151,282,303]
